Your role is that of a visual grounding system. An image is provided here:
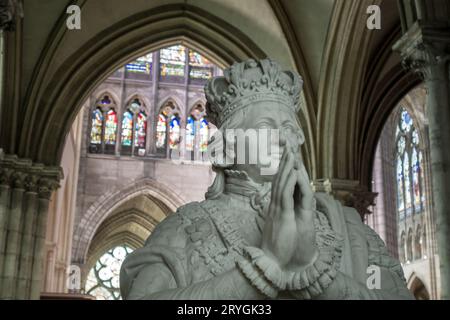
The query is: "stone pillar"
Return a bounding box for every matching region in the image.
[394,0,450,299]
[16,175,38,299]
[312,179,378,221]
[30,180,56,299]
[1,171,26,299]
[0,0,23,32]
[149,51,160,156]
[0,154,61,300]
[0,167,12,289]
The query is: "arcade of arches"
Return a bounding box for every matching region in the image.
[0,0,449,300]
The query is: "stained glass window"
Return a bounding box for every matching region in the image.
[189,51,214,80]
[404,152,412,214]
[134,112,147,149]
[397,156,405,213]
[186,116,195,152]
[169,116,181,150]
[104,109,117,145]
[85,246,133,300]
[156,114,167,149]
[412,148,421,209]
[419,152,426,204]
[160,45,186,77]
[126,53,153,74]
[90,108,103,145]
[121,111,133,147]
[395,107,426,222]
[401,109,413,132]
[199,118,209,153]
[101,96,112,105]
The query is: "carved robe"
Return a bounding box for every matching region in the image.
[120,184,413,300]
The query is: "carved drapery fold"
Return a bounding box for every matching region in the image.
[0,153,62,299]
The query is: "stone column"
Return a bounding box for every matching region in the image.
[149,51,160,156]
[16,175,39,299]
[0,154,61,300]
[394,3,450,298]
[1,171,26,299]
[0,167,12,289]
[29,178,60,299]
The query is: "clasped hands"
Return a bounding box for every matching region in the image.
[260,147,318,283]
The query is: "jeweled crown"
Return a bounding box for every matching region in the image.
[205,59,303,127]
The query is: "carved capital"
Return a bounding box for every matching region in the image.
[11,171,26,189]
[342,191,378,219]
[38,178,60,200]
[312,179,378,220]
[394,23,450,80]
[24,174,39,193]
[0,0,23,31]
[0,154,63,197]
[0,167,14,186]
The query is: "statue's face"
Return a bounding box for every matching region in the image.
[230,101,303,183]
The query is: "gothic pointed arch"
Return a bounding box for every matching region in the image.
[71,178,186,264]
[18,3,269,166]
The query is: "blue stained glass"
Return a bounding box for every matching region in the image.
[401,109,413,132]
[101,96,111,105]
[126,54,153,74]
[186,116,195,152]
[398,136,406,155]
[169,116,181,150]
[404,153,412,214]
[121,111,133,147]
[199,118,209,153]
[397,157,405,213]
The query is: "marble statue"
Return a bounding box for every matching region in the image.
[120,59,414,300]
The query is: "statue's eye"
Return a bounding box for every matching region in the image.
[256,121,273,129]
[283,124,296,133]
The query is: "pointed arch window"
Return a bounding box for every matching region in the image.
[89,95,119,154]
[186,116,195,152]
[90,108,104,147]
[406,229,413,263]
[185,104,210,161]
[85,245,134,300]
[399,232,406,264]
[104,109,118,154]
[415,225,422,260]
[156,113,167,149]
[396,108,426,221]
[121,110,134,155]
[169,115,181,150]
[199,118,209,153]
[134,112,147,152]
[156,101,181,157]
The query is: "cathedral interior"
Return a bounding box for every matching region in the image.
[0,0,449,300]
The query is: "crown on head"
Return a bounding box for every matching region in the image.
[205,59,303,127]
